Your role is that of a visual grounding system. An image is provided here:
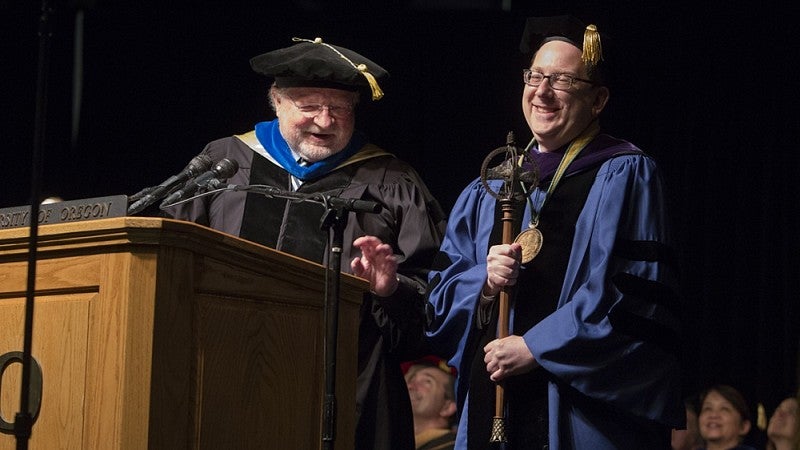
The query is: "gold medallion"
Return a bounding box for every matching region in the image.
[513,226,543,264]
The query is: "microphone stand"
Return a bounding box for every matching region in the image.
[319,202,347,450]
[15,0,56,448]
[228,185,379,449]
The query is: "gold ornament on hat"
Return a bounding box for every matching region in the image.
[581,24,603,67]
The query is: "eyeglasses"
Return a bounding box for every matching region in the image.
[523,69,595,91]
[288,98,355,119]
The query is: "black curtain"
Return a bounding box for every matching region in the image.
[3,0,798,424]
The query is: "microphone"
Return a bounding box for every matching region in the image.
[160,158,239,207]
[127,154,213,215]
[205,178,236,190]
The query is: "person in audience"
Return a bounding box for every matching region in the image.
[698,384,757,450]
[766,395,800,450]
[403,355,458,450]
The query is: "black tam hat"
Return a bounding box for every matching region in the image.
[520,15,604,69]
[250,37,388,101]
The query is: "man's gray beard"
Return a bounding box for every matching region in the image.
[295,143,342,163]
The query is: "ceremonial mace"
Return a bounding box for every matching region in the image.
[480,132,538,445]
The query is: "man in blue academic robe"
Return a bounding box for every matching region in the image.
[424,16,684,449]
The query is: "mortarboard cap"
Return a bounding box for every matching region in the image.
[250,37,388,101]
[520,15,604,69]
[401,355,457,377]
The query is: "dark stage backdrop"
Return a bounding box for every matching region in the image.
[3,0,798,436]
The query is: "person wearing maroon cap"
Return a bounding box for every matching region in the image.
[164,36,446,450]
[403,356,458,450]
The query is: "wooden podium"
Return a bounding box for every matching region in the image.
[0,217,367,449]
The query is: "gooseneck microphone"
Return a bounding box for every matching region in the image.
[127,154,213,215]
[160,158,239,207]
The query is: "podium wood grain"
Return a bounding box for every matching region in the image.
[0,217,366,449]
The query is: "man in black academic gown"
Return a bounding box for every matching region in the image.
[164,37,446,450]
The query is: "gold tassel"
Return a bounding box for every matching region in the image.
[582,24,603,67]
[757,402,767,431]
[357,64,384,101]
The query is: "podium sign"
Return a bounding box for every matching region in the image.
[0,195,128,230]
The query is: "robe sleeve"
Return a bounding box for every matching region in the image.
[424,178,501,370]
[353,164,448,361]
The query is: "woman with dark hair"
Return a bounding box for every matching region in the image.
[698,385,756,450]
